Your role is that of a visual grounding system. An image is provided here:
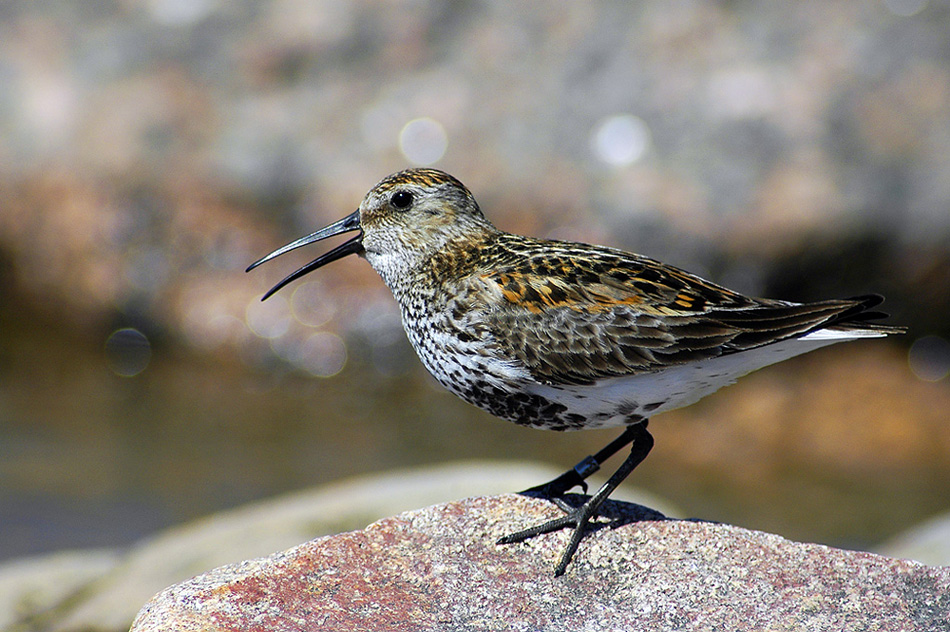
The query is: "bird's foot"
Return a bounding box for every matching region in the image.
[502,425,651,575]
[497,495,602,577]
[521,455,600,498]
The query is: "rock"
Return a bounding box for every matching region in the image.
[877,510,950,567]
[2,461,673,632]
[0,549,121,631]
[132,495,950,632]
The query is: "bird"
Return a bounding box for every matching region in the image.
[246,167,903,576]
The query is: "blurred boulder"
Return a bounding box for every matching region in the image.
[877,510,950,567]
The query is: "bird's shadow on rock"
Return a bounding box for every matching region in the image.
[515,490,710,534]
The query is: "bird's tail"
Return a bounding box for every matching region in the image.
[803,294,905,340]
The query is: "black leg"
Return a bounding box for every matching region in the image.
[499,421,654,576]
[520,424,641,497]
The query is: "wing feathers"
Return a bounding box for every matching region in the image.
[467,237,901,386]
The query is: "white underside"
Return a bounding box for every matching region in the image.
[524,328,887,429]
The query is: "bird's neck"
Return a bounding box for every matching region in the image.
[380,226,500,303]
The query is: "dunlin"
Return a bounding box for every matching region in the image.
[247,168,902,575]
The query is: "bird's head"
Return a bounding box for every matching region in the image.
[247,168,494,299]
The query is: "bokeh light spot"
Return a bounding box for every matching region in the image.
[291,281,337,328]
[399,117,448,166]
[105,328,151,377]
[147,0,217,25]
[592,114,651,166]
[908,335,950,382]
[245,295,292,339]
[293,331,348,377]
[884,0,928,17]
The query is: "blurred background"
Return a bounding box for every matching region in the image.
[1,0,949,567]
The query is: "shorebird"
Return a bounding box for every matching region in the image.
[247,168,902,575]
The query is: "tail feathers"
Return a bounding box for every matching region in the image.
[714,293,904,351]
[801,326,893,341]
[816,294,905,337]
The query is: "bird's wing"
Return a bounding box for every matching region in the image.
[465,238,887,386]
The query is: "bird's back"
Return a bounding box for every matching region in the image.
[399,232,901,429]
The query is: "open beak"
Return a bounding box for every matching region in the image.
[246,209,362,300]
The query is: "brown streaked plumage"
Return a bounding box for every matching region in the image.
[247,167,903,576]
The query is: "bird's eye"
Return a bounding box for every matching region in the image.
[390,190,414,210]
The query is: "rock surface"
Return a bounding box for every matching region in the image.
[132,495,950,632]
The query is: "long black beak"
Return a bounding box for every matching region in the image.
[246,210,362,301]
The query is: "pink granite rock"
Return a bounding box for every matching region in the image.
[131,495,950,631]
